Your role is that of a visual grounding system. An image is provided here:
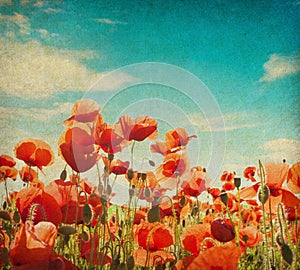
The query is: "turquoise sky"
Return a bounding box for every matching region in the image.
[0,0,299,190]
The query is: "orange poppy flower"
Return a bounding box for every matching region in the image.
[58,123,99,172]
[16,187,62,227]
[239,226,263,249]
[243,166,256,182]
[0,154,16,167]
[9,221,57,266]
[220,171,235,182]
[14,138,54,171]
[133,222,174,250]
[187,242,241,270]
[156,152,190,190]
[117,114,158,141]
[181,223,212,255]
[63,99,101,126]
[222,181,236,191]
[0,166,18,181]
[133,249,175,268]
[19,166,38,183]
[151,128,196,155]
[182,167,208,197]
[240,162,300,211]
[287,162,300,194]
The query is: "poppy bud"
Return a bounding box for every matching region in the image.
[141,173,147,181]
[106,184,112,195]
[82,203,93,224]
[3,201,7,210]
[147,205,160,223]
[81,230,90,242]
[118,228,122,238]
[60,169,67,181]
[100,213,106,224]
[144,187,151,198]
[127,255,135,270]
[211,218,235,242]
[281,244,293,265]
[127,168,134,180]
[258,185,270,204]
[108,153,114,161]
[179,196,186,207]
[0,210,11,222]
[13,210,20,223]
[220,192,228,205]
[58,225,77,236]
[234,177,241,189]
[129,188,135,198]
[149,160,155,167]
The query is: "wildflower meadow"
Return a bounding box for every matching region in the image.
[0,99,299,270]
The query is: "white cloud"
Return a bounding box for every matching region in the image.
[43,7,63,14]
[0,39,138,99]
[262,138,300,162]
[260,54,300,82]
[0,12,31,35]
[0,0,12,6]
[94,18,127,25]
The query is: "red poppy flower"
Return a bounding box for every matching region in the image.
[181,223,212,255]
[117,114,158,141]
[211,218,235,242]
[243,166,256,182]
[63,99,101,126]
[187,242,241,270]
[182,167,208,197]
[0,154,16,167]
[208,187,221,199]
[79,233,111,265]
[16,187,62,227]
[134,209,147,224]
[59,123,99,172]
[156,152,190,190]
[287,162,300,194]
[220,171,235,182]
[173,255,196,270]
[45,180,84,224]
[151,128,196,155]
[14,138,54,171]
[0,166,18,181]
[133,249,175,268]
[9,221,57,266]
[19,166,38,183]
[133,222,174,250]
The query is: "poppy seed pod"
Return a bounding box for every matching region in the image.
[258,185,270,204]
[127,168,134,180]
[147,205,160,223]
[58,225,77,236]
[82,203,92,224]
[220,192,228,205]
[211,218,235,242]
[234,177,241,189]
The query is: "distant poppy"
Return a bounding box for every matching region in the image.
[102,156,129,175]
[239,226,263,249]
[63,99,101,126]
[211,218,235,242]
[181,223,212,255]
[14,138,54,171]
[16,187,62,226]
[156,152,190,190]
[151,128,196,155]
[9,221,57,266]
[207,187,221,199]
[134,209,147,224]
[133,222,174,250]
[182,167,208,197]
[117,115,158,141]
[133,249,175,268]
[19,166,38,183]
[243,166,256,182]
[187,242,241,270]
[284,205,300,221]
[287,162,300,194]
[0,154,16,167]
[58,123,99,173]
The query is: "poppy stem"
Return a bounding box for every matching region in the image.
[130,140,135,169]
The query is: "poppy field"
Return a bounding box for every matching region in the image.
[0,99,299,270]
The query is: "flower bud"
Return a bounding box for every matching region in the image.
[258,185,270,204]
[127,168,134,180]
[281,244,293,265]
[60,169,67,181]
[82,203,93,225]
[220,192,228,205]
[58,225,77,236]
[0,210,11,222]
[147,205,160,223]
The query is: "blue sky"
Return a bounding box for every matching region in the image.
[0,0,299,192]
